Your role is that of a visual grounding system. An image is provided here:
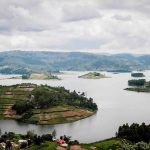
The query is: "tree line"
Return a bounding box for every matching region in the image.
[116,123,150,143]
[128,79,146,86]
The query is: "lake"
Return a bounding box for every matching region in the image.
[0,71,150,143]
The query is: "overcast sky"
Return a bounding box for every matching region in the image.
[0,0,150,53]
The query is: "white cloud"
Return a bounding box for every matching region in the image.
[0,0,150,53]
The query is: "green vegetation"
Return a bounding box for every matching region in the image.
[81,138,124,150]
[81,123,150,150]
[28,141,57,150]
[22,73,60,80]
[116,123,150,143]
[79,72,109,79]
[0,83,97,125]
[81,139,150,150]
[131,72,145,77]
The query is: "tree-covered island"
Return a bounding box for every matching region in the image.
[0,83,97,125]
[125,79,150,92]
[131,72,145,77]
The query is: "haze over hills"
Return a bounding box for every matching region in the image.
[0,51,150,74]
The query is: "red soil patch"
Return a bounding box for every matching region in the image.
[61,110,92,118]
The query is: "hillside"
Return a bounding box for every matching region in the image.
[0,51,150,74]
[0,83,97,124]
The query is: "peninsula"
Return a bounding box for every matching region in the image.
[0,83,97,125]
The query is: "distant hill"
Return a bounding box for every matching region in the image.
[0,51,150,74]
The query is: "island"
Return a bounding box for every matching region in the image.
[0,83,97,125]
[78,72,109,79]
[22,73,60,80]
[8,73,60,80]
[125,79,150,92]
[131,72,145,77]
[107,69,131,73]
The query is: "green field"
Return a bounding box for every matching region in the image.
[28,142,57,150]
[81,138,126,150]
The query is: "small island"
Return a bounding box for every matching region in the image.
[79,72,109,79]
[125,79,150,92]
[22,73,60,80]
[107,69,131,73]
[0,83,97,125]
[131,72,145,77]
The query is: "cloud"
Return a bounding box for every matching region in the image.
[0,0,150,53]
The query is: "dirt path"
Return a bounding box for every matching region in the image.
[56,145,86,150]
[56,146,67,150]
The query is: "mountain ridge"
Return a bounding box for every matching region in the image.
[0,51,150,74]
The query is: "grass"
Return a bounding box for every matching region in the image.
[28,142,57,150]
[81,138,124,150]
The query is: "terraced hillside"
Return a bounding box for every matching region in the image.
[0,83,36,119]
[0,83,97,124]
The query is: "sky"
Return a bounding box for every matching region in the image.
[0,0,150,53]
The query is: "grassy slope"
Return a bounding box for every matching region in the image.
[81,138,125,150]
[28,142,57,150]
[0,84,95,125]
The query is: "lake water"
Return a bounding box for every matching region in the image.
[0,71,150,143]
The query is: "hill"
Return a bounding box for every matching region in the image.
[0,51,150,74]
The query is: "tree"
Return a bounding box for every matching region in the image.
[52,130,56,138]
